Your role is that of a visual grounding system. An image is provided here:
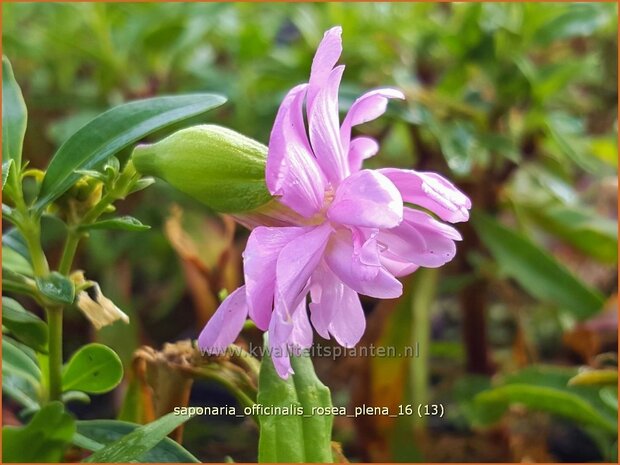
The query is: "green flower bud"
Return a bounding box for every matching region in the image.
[132,125,273,213]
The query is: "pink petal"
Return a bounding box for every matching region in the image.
[290,300,313,349]
[328,287,365,348]
[309,263,339,339]
[341,88,405,153]
[379,168,471,223]
[349,137,379,173]
[308,65,349,184]
[266,84,327,218]
[307,26,343,114]
[275,224,332,318]
[379,208,462,268]
[324,229,403,299]
[310,265,365,347]
[198,286,248,354]
[243,226,306,330]
[379,255,419,277]
[327,170,403,229]
[268,311,294,378]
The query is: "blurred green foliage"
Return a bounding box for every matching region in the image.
[3,2,618,463]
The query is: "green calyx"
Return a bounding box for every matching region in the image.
[132,125,273,213]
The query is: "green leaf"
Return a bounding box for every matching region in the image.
[2,296,48,352]
[83,412,194,462]
[2,203,14,221]
[62,343,123,394]
[80,215,151,232]
[35,271,75,305]
[257,345,333,463]
[35,93,226,210]
[2,337,41,388]
[62,390,92,405]
[2,401,75,462]
[2,337,41,409]
[523,203,617,264]
[589,136,618,168]
[128,176,156,194]
[1,268,37,297]
[475,365,617,434]
[534,4,611,45]
[472,212,604,319]
[74,419,200,463]
[475,384,617,434]
[569,369,619,387]
[3,228,30,260]
[2,245,33,277]
[3,159,13,190]
[546,113,606,174]
[2,368,40,410]
[434,121,479,176]
[2,56,27,166]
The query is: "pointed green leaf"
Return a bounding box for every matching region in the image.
[2,245,33,277]
[2,338,41,396]
[2,369,40,410]
[74,419,200,463]
[62,390,91,404]
[2,402,75,462]
[35,93,226,210]
[62,343,123,394]
[79,215,150,232]
[472,212,604,319]
[35,271,75,305]
[475,384,617,434]
[83,412,194,462]
[523,203,617,264]
[3,228,31,260]
[534,4,612,45]
[2,56,27,166]
[2,297,48,352]
[3,159,13,190]
[2,269,37,298]
[474,365,617,434]
[257,345,334,462]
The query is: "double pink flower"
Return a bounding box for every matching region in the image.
[199,27,471,378]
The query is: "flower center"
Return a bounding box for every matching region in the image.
[305,185,337,226]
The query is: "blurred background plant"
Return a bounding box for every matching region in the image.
[3,2,617,462]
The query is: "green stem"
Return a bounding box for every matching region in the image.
[10,179,64,402]
[58,230,81,276]
[57,190,117,275]
[410,267,438,429]
[198,370,256,416]
[21,217,49,277]
[46,306,64,402]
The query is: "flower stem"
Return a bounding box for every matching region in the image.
[58,230,81,276]
[21,217,49,277]
[410,267,438,429]
[58,188,120,275]
[46,306,64,402]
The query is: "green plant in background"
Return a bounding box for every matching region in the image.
[2,55,225,461]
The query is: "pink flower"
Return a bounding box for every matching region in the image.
[198,27,471,378]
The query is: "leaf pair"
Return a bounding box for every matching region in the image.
[4,55,227,215]
[2,402,198,463]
